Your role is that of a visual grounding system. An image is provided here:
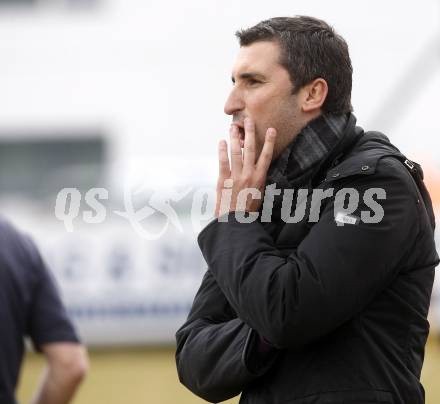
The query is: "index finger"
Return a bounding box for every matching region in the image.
[230,124,243,176]
[243,117,256,170]
[256,128,277,175]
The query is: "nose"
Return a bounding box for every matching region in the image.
[224,87,244,116]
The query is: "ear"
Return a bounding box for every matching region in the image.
[301,78,328,113]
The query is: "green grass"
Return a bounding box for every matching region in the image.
[17,337,440,404]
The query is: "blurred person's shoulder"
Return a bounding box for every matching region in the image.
[0,215,26,255]
[0,215,43,282]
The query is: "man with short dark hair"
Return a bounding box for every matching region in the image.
[0,217,88,404]
[175,16,439,403]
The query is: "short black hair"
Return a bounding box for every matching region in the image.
[236,16,353,114]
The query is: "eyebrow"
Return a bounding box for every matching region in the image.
[231,72,266,83]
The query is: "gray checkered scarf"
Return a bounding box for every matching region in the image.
[260,113,350,228]
[266,112,350,190]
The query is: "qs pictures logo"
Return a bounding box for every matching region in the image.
[54,180,387,240]
[54,184,195,240]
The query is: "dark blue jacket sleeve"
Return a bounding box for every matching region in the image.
[22,236,80,350]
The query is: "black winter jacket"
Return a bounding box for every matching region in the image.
[175,117,439,404]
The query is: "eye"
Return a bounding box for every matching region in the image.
[247,79,261,86]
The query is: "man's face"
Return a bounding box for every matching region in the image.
[224,41,305,161]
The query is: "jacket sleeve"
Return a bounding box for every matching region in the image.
[175,269,277,403]
[197,157,422,349]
